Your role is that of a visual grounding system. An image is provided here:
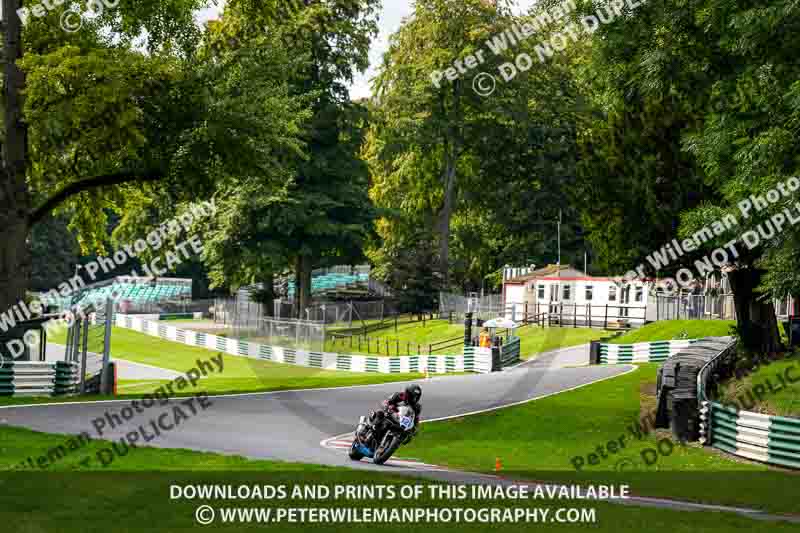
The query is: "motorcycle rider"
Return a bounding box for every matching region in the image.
[367,384,423,434]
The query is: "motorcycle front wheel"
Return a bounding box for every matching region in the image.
[373,433,401,465]
[348,440,364,461]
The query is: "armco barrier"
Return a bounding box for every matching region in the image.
[600,339,700,364]
[116,315,492,374]
[0,361,80,397]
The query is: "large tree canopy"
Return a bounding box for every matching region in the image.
[0,0,308,312]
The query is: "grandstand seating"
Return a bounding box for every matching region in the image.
[286,272,369,298]
[39,277,191,310]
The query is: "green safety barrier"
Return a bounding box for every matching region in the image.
[701,401,800,470]
[599,339,701,364]
[499,337,521,367]
[0,361,80,397]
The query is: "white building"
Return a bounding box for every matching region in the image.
[502,265,656,327]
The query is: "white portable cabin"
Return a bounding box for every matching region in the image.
[502,265,655,327]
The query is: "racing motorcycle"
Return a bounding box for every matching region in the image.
[349,404,416,465]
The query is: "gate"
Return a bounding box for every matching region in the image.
[64,297,114,394]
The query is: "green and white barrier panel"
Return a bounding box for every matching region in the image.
[499,337,521,367]
[700,401,800,470]
[0,361,80,397]
[600,339,699,364]
[117,315,492,374]
[464,346,493,374]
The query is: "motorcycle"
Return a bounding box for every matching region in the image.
[349,404,416,465]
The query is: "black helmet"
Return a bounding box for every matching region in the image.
[405,384,422,405]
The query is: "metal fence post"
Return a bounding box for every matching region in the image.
[79,316,89,394]
[65,321,74,362]
[100,297,113,395]
[71,317,82,363]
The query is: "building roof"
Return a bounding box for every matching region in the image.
[505,264,588,283]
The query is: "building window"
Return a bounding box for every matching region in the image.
[609,286,617,302]
[585,285,593,301]
[563,285,571,300]
[537,285,545,300]
[635,286,644,302]
[527,283,535,293]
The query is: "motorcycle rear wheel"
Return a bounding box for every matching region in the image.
[373,433,401,465]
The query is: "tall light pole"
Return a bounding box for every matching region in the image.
[557,209,562,267]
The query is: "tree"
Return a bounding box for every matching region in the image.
[570,0,800,352]
[187,0,381,317]
[369,0,518,286]
[0,0,308,316]
[368,0,594,291]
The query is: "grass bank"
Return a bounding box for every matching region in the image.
[402,363,796,514]
[609,320,736,344]
[13,327,422,407]
[514,326,611,359]
[717,353,800,416]
[162,318,609,359]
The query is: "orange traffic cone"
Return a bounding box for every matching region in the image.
[495,457,503,472]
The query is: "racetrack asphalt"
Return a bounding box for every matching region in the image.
[0,344,627,467]
[2,344,798,522]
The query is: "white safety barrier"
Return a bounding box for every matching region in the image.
[116,314,492,374]
[600,339,699,364]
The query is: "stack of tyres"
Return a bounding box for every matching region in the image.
[656,338,736,442]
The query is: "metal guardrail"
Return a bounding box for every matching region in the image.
[696,339,738,404]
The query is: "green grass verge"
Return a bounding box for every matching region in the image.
[609,320,736,344]
[21,327,422,406]
[402,364,797,514]
[0,425,796,532]
[514,326,611,359]
[111,317,611,359]
[325,319,463,355]
[717,353,800,417]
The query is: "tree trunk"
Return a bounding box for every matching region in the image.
[728,268,782,354]
[0,212,30,316]
[294,254,313,319]
[1,0,32,317]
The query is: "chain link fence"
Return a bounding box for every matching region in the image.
[656,294,736,321]
[214,296,397,326]
[439,291,505,321]
[118,298,216,316]
[230,317,326,352]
